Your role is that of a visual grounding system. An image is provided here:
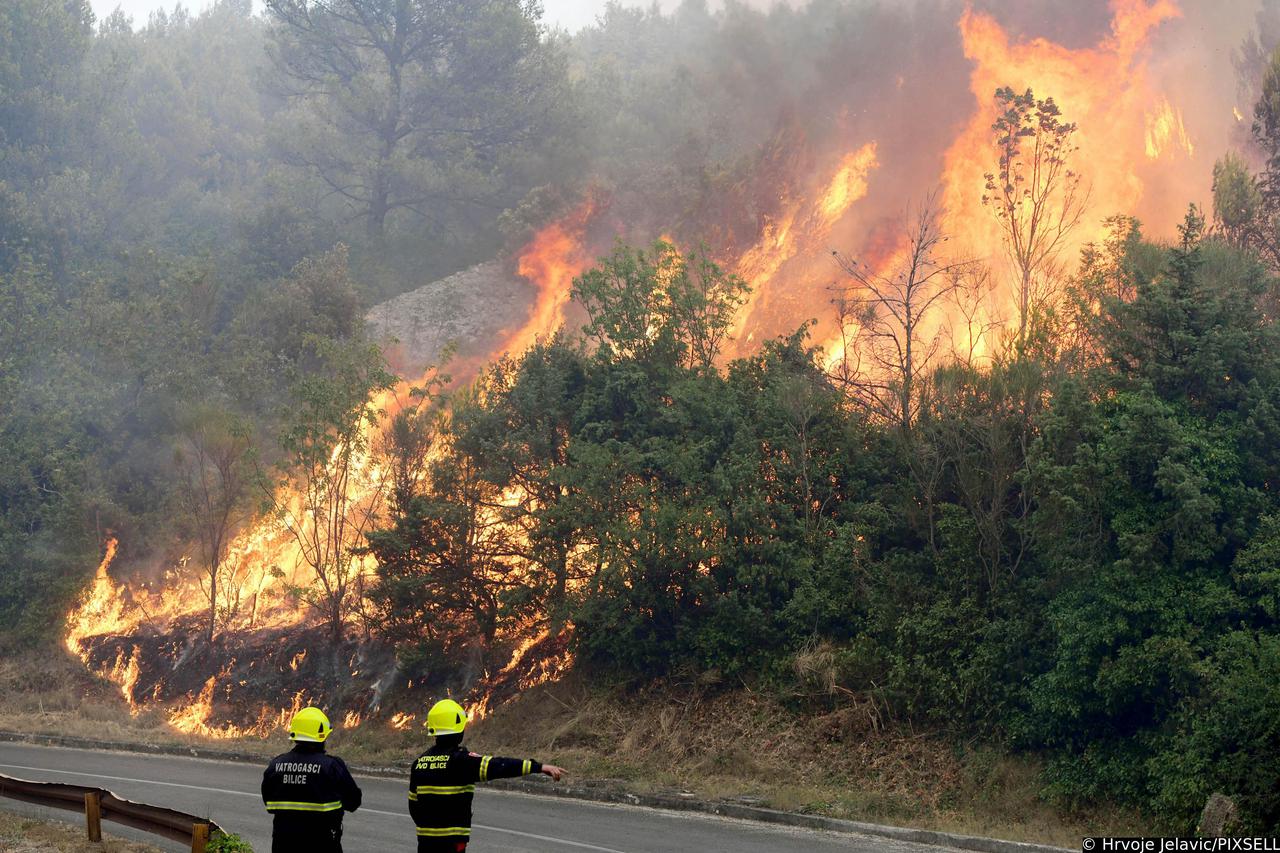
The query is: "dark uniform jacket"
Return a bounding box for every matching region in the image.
[262,744,362,853]
[408,742,540,849]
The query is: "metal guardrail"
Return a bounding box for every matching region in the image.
[0,772,222,851]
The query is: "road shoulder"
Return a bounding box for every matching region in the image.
[0,729,1072,853]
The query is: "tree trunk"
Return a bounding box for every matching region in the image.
[367,60,403,239]
[208,569,217,643]
[367,186,388,238]
[1019,266,1031,347]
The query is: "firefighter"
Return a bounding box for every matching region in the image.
[261,706,362,853]
[408,698,566,852]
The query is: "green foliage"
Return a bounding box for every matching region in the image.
[1213,153,1263,243]
[0,0,94,181]
[207,830,255,853]
[6,0,1280,834]
[1017,224,1280,829]
[573,240,748,372]
[369,227,1280,830]
[264,0,569,238]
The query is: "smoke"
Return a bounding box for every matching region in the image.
[559,0,1266,350]
[1140,0,1261,214]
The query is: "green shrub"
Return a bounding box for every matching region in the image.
[208,830,254,853]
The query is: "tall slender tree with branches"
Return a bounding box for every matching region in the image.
[174,407,253,643]
[983,87,1086,348]
[271,336,395,641]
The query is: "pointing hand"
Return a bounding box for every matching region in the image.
[541,764,566,782]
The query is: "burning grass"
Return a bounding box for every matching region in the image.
[0,634,397,752]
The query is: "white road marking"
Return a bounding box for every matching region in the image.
[0,762,629,853]
[361,806,627,852]
[0,762,254,798]
[474,823,628,853]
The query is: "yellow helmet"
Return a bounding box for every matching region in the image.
[425,699,467,736]
[289,706,332,743]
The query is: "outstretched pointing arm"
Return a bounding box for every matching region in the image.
[475,755,566,782]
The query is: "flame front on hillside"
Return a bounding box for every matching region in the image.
[731,141,879,349]
[64,0,1215,737]
[940,0,1193,300]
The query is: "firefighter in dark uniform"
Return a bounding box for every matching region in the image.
[261,706,362,853]
[408,699,565,852]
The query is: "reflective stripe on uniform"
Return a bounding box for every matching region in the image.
[522,759,531,775]
[264,801,343,812]
[414,784,475,795]
[415,826,472,837]
[478,756,491,781]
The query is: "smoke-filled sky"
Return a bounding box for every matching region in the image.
[87,0,790,30]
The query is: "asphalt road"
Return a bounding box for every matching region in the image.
[0,742,963,852]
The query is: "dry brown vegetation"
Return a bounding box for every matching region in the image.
[456,674,1145,848]
[0,808,161,852]
[0,653,1145,848]
[0,654,272,752]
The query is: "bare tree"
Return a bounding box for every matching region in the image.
[174,408,253,643]
[947,264,999,371]
[832,198,975,430]
[982,87,1087,348]
[271,337,395,641]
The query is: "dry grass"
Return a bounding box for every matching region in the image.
[0,808,162,852]
[334,672,1148,848]
[0,650,1149,848]
[0,654,276,757]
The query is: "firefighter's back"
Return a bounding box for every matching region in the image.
[261,707,361,853]
[408,744,481,851]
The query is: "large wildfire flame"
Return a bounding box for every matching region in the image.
[731,142,880,348]
[65,0,1212,737]
[508,200,596,356]
[941,0,1192,293]
[64,209,596,738]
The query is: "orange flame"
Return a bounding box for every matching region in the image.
[1145,96,1195,159]
[732,142,879,347]
[65,537,122,660]
[506,201,596,357]
[940,0,1184,323]
[168,680,307,739]
[63,0,1211,733]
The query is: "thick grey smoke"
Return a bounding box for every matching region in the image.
[557,0,1264,347]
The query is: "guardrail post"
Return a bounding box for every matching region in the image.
[191,821,210,853]
[84,791,102,842]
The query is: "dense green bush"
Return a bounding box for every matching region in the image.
[367,222,1280,831]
